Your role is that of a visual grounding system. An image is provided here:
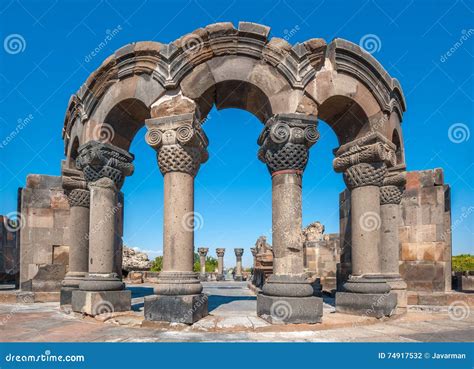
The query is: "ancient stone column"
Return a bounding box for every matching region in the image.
[256,113,323,324]
[197,247,208,281]
[333,132,398,317]
[144,113,209,324]
[71,141,134,316]
[60,167,90,306]
[380,170,407,313]
[234,248,244,281]
[216,248,225,281]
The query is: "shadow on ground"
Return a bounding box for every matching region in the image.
[208,295,256,311]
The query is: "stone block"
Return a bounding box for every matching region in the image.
[60,287,74,306]
[26,208,54,228]
[144,293,208,324]
[417,293,448,306]
[335,292,397,318]
[401,243,417,261]
[71,290,131,316]
[433,168,444,185]
[257,294,323,324]
[34,291,60,302]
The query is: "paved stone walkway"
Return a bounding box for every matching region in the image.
[0,282,472,342]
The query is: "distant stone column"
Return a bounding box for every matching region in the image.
[380,171,407,313]
[60,167,90,306]
[234,248,244,281]
[197,247,208,281]
[250,247,257,266]
[256,113,323,324]
[216,248,225,281]
[144,113,209,324]
[333,133,398,318]
[71,141,134,316]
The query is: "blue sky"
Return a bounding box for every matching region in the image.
[0,0,473,268]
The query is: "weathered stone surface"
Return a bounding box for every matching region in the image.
[257,294,323,324]
[335,292,397,318]
[144,293,208,324]
[122,246,152,271]
[71,290,131,316]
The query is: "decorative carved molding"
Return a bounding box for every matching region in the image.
[258,113,319,174]
[216,248,225,257]
[62,23,405,152]
[145,113,208,177]
[76,141,134,189]
[67,189,90,208]
[380,170,406,205]
[197,247,209,257]
[234,248,244,257]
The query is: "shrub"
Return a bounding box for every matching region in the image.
[452,254,474,272]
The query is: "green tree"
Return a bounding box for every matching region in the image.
[150,256,163,272]
[452,254,474,272]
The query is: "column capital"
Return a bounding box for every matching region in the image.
[62,166,90,207]
[250,247,257,257]
[234,248,244,257]
[197,247,209,257]
[145,113,208,177]
[380,170,406,205]
[258,113,319,175]
[76,141,134,190]
[333,133,396,190]
[216,248,225,257]
[333,132,396,173]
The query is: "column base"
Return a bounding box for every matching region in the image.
[216,274,225,281]
[262,275,314,297]
[60,287,76,306]
[385,277,408,314]
[153,272,203,295]
[335,291,397,318]
[71,290,131,316]
[257,294,323,324]
[199,273,208,282]
[79,273,125,291]
[144,293,208,324]
[234,275,243,281]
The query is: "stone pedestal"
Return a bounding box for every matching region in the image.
[71,141,134,316]
[216,248,225,281]
[257,294,323,324]
[144,293,208,324]
[333,134,398,317]
[234,248,243,281]
[256,114,323,324]
[71,290,131,315]
[144,112,209,324]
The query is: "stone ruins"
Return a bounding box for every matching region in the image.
[0,22,470,324]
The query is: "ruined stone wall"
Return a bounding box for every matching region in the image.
[399,168,452,293]
[304,234,340,292]
[0,215,19,285]
[337,168,452,296]
[18,174,70,290]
